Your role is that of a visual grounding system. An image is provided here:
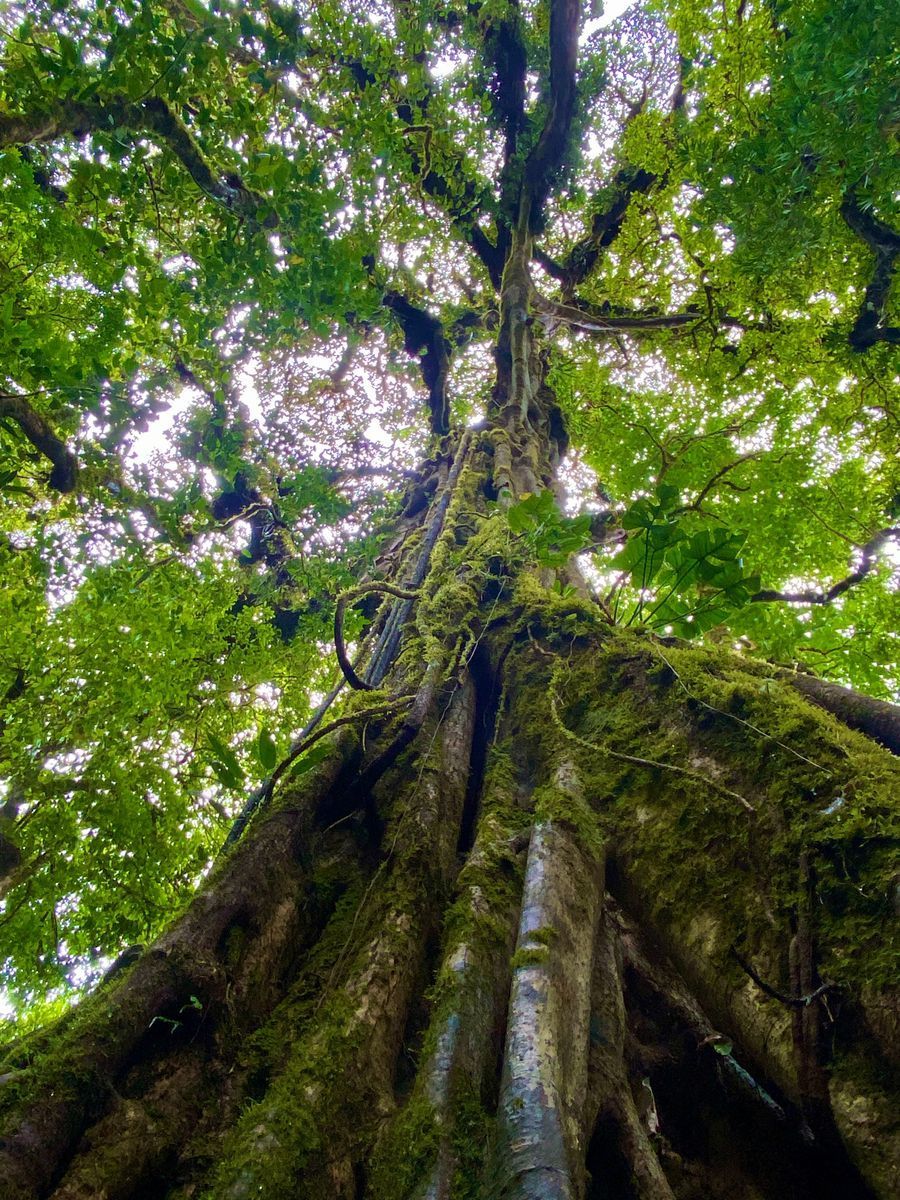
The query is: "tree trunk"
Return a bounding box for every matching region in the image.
[1,277,897,1200]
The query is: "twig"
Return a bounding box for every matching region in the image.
[730,945,836,1008]
[549,684,756,813]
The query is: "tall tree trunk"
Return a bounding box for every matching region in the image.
[1,305,897,1200]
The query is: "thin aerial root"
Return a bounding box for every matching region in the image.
[333,582,420,691]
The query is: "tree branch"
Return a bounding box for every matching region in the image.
[781,672,900,756]
[674,452,764,513]
[0,391,77,491]
[482,4,528,253]
[533,292,700,334]
[484,9,528,166]
[549,164,658,295]
[730,946,835,1008]
[522,0,581,229]
[0,97,270,224]
[752,527,898,605]
[538,59,689,297]
[841,192,900,351]
[382,291,453,435]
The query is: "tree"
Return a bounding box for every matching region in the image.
[0,0,898,1196]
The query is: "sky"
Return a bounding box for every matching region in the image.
[588,0,636,31]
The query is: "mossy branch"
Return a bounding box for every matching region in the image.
[840,192,900,351]
[651,647,831,774]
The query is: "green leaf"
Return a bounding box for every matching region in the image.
[256,726,278,772]
[289,742,331,778]
[206,734,244,790]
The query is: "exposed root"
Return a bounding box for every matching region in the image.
[492,768,604,1199]
[207,679,476,1198]
[370,746,527,1199]
[0,734,358,1200]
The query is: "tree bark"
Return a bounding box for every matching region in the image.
[1,290,897,1200]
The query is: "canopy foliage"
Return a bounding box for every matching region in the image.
[0,0,896,1024]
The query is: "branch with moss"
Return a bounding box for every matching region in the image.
[535,293,701,334]
[0,97,270,223]
[841,192,900,351]
[382,291,453,435]
[483,6,529,252]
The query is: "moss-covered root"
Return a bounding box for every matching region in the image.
[207,679,476,1200]
[782,671,900,755]
[492,772,604,1199]
[584,912,674,1200]
[47,1049,208,1200]
[0,734,357,1200]
[370,752,527,1200]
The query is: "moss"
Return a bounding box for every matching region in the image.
[210,990,364,1197]
[235,864,369,1079]
[449,1086,493,1199]
[223,926,246,974]
[510,945,549,969]
[368,1093,441,1200]
[530,924,557,945]
[509,571,606,645]
[533,781,605,862]
[368,748,524,1200]
[544,634,900,995]
[0,948,186,1126]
